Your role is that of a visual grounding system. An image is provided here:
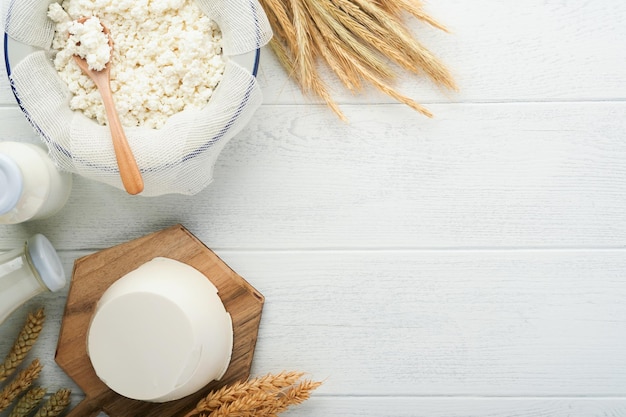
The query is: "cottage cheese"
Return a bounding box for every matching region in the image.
[48,0,225,129]
[66,17,111,71]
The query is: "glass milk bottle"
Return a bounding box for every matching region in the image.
[0,141,72,224]
[0,234,66,325]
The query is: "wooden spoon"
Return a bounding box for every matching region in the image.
[72,17,144,195]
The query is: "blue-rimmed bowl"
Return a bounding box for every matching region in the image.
[3,0,265,195]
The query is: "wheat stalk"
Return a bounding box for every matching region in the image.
[259,0,456,119]
[184,371,321,417]
[184,371,305,417]
[291,0,316,94]
[0,309,46,383]
[32,388,71,417]
[8,387,47,417]
[203,379,322,417]
[0,360,43,412]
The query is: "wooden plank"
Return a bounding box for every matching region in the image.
[1,102,625,250]
[224,250,626,396]
[1,249,625,398]
[265,397,626,417]
[0,106,36,139]
[3,1,626,106]
[59,396,626,417]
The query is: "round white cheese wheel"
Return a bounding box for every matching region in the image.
[87,257,233,402]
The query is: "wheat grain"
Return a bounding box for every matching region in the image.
[8,387,47,417]
[0,360,43,412]
[0,309,45,383]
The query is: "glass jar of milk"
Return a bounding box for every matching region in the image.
[0,234,66,325]
[0,141,72,224]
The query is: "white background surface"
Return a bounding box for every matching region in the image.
[1,1,626,416]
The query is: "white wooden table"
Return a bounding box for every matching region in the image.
[1,1,626,416]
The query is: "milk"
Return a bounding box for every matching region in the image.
[0,142,72,224]
[0,235,66,325]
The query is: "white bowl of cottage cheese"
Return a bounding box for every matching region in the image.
[3,0,271,196]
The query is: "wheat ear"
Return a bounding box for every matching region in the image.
[203,378,322,417]
[0,309,45,383]
[32,388,71,417]
[205,388,275,417]
[351,0,456,91]
[306,0,394,81]
[304,0,433,117]
[327,0,423,75]
[0,360,43,412]
[8,387,47,417]
[261,0,456,119]
[184,371,305,417]
[251,379,324,416]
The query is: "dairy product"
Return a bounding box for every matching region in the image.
[87,257,233,402]
[0,141,73,225]
[67,16,111,71]
[48,0,225,129]
[0,235,66,325]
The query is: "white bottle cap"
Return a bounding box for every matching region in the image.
[0,153,23,215]
[26,234,66,292]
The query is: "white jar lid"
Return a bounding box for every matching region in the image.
[26,234,66,292]
[87,258,233,402]
[0,153,23,215]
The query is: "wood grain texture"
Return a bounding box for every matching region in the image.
[1,102,625,250]
[2,250,625,399]
[2,1,626,416]
[219,249,626,397]
[268,397,626,417]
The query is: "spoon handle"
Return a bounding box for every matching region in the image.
[94,75,144,195]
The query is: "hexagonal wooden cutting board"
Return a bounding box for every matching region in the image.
[55,224,264,417]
